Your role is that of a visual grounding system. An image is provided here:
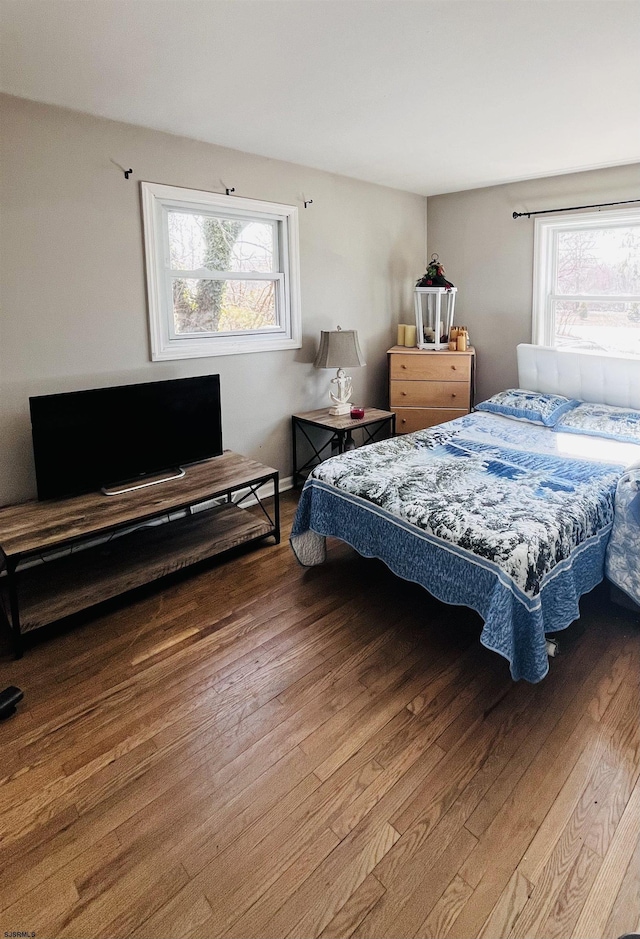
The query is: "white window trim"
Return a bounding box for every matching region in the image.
[532,206,640,350]
[141,182,301,360]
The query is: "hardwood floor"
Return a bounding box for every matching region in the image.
[0,490,638,938]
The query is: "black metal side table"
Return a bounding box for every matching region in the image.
[292,407,396,488]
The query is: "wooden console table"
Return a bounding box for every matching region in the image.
[0,451,279,656]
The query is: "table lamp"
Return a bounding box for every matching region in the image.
[314,327,366,415]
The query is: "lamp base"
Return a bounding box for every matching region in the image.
[329,402,351,416]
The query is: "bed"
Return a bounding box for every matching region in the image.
[291,344,640,682]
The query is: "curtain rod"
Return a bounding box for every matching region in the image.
[512,197,640,219]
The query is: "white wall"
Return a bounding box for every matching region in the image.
[427,164,640,402]
[0,94,426,504]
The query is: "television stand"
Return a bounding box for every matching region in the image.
[0,451,279,657]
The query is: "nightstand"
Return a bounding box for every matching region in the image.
[388,346,475,433]
[292,407,395,487]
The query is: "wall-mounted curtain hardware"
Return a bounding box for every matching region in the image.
[124,168,133,180]
[225,186,235,196]
[304,198,313,208]
[513,197,640,219]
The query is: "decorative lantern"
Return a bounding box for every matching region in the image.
[414,254,457,351]
[414,286,457,350]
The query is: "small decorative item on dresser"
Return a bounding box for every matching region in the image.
[414,256,457,351]
[416,254,455,290]
[397,324,406,345]
[350,406,365,419]
[403,325,417,347]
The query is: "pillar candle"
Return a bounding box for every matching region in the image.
[396,324,406,346]
[404,325,417,347]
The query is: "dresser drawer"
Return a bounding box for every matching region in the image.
[389,353,471,382]
[390,380,470,409]
[393,407,468,434]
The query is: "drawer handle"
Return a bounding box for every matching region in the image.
[401,419,407,424]
[401,391,407,396]
[401,364,407,369]
[451,393,457,398]
[451,365,457,371]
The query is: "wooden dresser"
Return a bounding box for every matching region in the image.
[388,345,475,433]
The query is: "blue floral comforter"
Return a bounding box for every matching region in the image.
[606,464,640,607]
[291,412,638,682]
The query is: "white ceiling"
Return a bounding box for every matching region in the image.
[1,0,639,196]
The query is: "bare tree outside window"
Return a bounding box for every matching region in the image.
[168,212,278,335]
[534,214,640,357]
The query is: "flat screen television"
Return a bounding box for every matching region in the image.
[30,375,223,500]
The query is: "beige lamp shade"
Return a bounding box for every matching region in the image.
[313,329,366,369]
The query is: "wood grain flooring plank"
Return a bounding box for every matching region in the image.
[115,742,312,855]
[317,873,387,939]
[129,881,214,939]
[310,637,497,787]
[477,870,532,939]
[518,732,616,884]
[511,837,602,939]
[538,842,602,939]
[268,821,400,939]
[353,828,477,939]
[417,874,474,939]
[387,699,504,843]
[0,880,79,938]
[587,645,635,723]
[221,828,341,939]
[275,618,418,711]
[0,807,83,912]
[194,809,343,935]
[85,863,190,939]
[300,645,450,774]
[58,599,349,779]
[586,682,640,857]
[330,733,446,841]
[445,714,611,939]
[572,781,640,939]
[0,833,119,936]
[464,625,614,840]
[601,824,640,939]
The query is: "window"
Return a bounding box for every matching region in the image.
[142,183,301,360]
[532,208,640,357]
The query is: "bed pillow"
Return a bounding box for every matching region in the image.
[474,389,580,426]
[554,402,640,443]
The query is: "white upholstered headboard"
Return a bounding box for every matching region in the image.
[517,344,640,410]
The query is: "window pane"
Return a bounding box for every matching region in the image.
[556,227,640,296]
[554,299,640,356]
[168,212,276,273]
[172,278,277,334]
